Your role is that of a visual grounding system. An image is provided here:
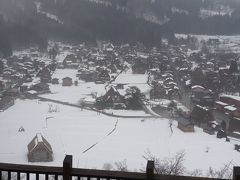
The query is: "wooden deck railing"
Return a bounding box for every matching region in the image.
[0,155,239,180]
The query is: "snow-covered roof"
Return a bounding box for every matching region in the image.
[220,94,240,102]
[191,85,205,90]
[167,82,177,86]
[185,80,191,85]
[28,133,52,153]
[215,101,228,106]
[37,133,43,142]
[196,104,209,111]
[27,90,37,95]
[224,106,237,112]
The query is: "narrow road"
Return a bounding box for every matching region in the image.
[36,96,156,119]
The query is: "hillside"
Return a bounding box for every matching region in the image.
[1,0,240,56]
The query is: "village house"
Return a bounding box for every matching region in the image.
[0,96,14,111]
[228,116,240,137]
[25,90,38,99]
[3,68,14,80]
[220,95,240,108]
[207,38,220,48]
[27,133,53,162]
[62,77,73,86]
[132,61,147,74]
[215,101,228,111]
[30,83,50,94]
[103,86,125,108]
[3,88,19,97]
[78,70,96,82]
[103,43,114,52]
[51,78,59,85]
[223,105,240,118]
[95,69,110,84]
[190,105,214,126]
[191,85,206,96]
[37,67,52,83]
[62,54,79,69]
[191,85,214,106]
[20,83,30,93]
[116,83,125,89]
[96,86,125,109]
[215,97,240,121]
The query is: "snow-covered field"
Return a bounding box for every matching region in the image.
[0,99,240,174]
[114,69,151,95]
[41,69,106,104]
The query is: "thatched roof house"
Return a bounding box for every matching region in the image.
[28,134,53,162]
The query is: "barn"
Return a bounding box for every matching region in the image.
[27,134,53,162]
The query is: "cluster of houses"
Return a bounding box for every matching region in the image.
[173,49,240,137]
[0,48,57,111]
[1,39,240,141]
[49,41,240,138]
[60,42,125,84]
[2,39,240,163]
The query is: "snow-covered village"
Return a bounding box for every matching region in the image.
[3,0,240,179]
[1,34,240,179]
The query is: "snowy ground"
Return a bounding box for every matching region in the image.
[114,69,151,94]
[40,69,106,104]
[0,99,240,174]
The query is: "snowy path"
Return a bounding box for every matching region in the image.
[83,119,118,154]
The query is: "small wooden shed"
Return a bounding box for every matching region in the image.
[62,77,73,86]
[27,134,53,162]
[177,118,194,132]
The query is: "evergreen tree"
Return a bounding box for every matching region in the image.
[125,86,145,110]
[229,60,238,74]
[0,60,3,74]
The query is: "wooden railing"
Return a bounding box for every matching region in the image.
[0,155,239,180]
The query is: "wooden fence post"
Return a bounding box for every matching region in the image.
[233,167,240,180]
[146,160,154,180]
[63,155,73,180]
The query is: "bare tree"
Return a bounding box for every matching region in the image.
[114,159,128,172]
[206,162,232,179]
[188,169,203,177]
[48,104,59,113]
[142,150,186,175]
